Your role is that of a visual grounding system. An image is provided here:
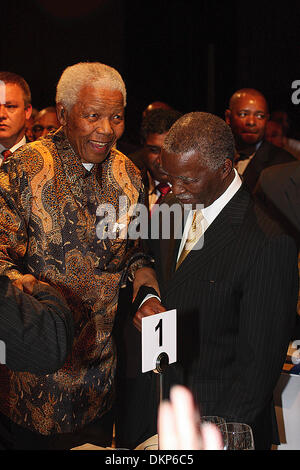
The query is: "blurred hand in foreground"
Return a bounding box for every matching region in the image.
[158,385,224,450]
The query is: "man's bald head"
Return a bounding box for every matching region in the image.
[225,88,269,150]
[143,101,173,118]
[228,88,268,113]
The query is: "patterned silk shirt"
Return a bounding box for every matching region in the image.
[0,128,149,435]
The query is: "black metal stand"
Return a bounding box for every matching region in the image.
[153,352,169,449]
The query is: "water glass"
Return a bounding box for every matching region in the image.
[219,422,255,450]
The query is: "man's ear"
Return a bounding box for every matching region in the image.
[222,157,233,179]
[225,109,231,125]
[56,103,67,126]
[25,104,32,120]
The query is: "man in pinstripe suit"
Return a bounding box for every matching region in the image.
[134,112,299,450]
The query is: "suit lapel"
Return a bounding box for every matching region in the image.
[242,141,269,189]
[164,187,251,294]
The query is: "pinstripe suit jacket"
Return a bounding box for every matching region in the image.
[149,186,299,448]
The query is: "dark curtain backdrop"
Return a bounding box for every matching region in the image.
[2,0,300,145]
[235,2,300,138]
[121,0,237,145]
[1,0,125,109]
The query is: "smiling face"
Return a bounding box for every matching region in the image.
[225,92,269,150]
[57,86,125,164]
[0,83,32,148]
[160,148,233,208]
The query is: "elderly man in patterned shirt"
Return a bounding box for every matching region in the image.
[0,62,159,450]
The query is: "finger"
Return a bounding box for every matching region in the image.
[169,385,201,450]
[201,423,224,450]
[22,274,38,294]
[133,306,156,330]
[153,303,167,313]
[140,306,164,317]
[12,279,24,291]
[143,299,166,314]
[133,300,166,330]
[158,400,179,450]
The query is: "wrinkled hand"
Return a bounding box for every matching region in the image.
[132,267,160,301]
[158,385,224,450]
[133,297,166,331]
[12,274,50,294]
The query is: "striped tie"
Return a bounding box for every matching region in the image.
[1,149,12,162]
[176,210,204,270]
[151,183,171,215]
[155,183,171,205]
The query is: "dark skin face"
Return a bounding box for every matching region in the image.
[225,92,269,152]
[160,149,234,208]
[143,132,169,183]
[57,86,125,164]
[32,111,60,139]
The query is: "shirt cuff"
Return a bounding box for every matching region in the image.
[139,293,161,308]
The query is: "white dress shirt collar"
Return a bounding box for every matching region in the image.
[0,135,27,156]
[82,162,94,171]
[177,169,242,261]
[0,136,27,166]
[10,136,27,153]
[202,168,242,226]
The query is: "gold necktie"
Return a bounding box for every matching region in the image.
[176,210,204,270]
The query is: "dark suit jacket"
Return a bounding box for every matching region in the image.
[0,276,74,374]
[255,161,300,339]
[242,140,295,192]
[255,161,300,234]
[149,186,299,449]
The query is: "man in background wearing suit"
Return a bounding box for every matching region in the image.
[0,72,32,164]
[135,112,299,450]
[255,161,300,335]
[256,161,300,235]
[138,108,182,211]
[128,108,182,209]
[225,88,295,192]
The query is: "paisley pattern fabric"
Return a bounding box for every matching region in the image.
[0,129,148,435]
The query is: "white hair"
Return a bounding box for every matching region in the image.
[56,62,127,110]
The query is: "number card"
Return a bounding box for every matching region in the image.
[141,309,176,373]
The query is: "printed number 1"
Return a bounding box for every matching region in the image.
[155,318,163,347]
